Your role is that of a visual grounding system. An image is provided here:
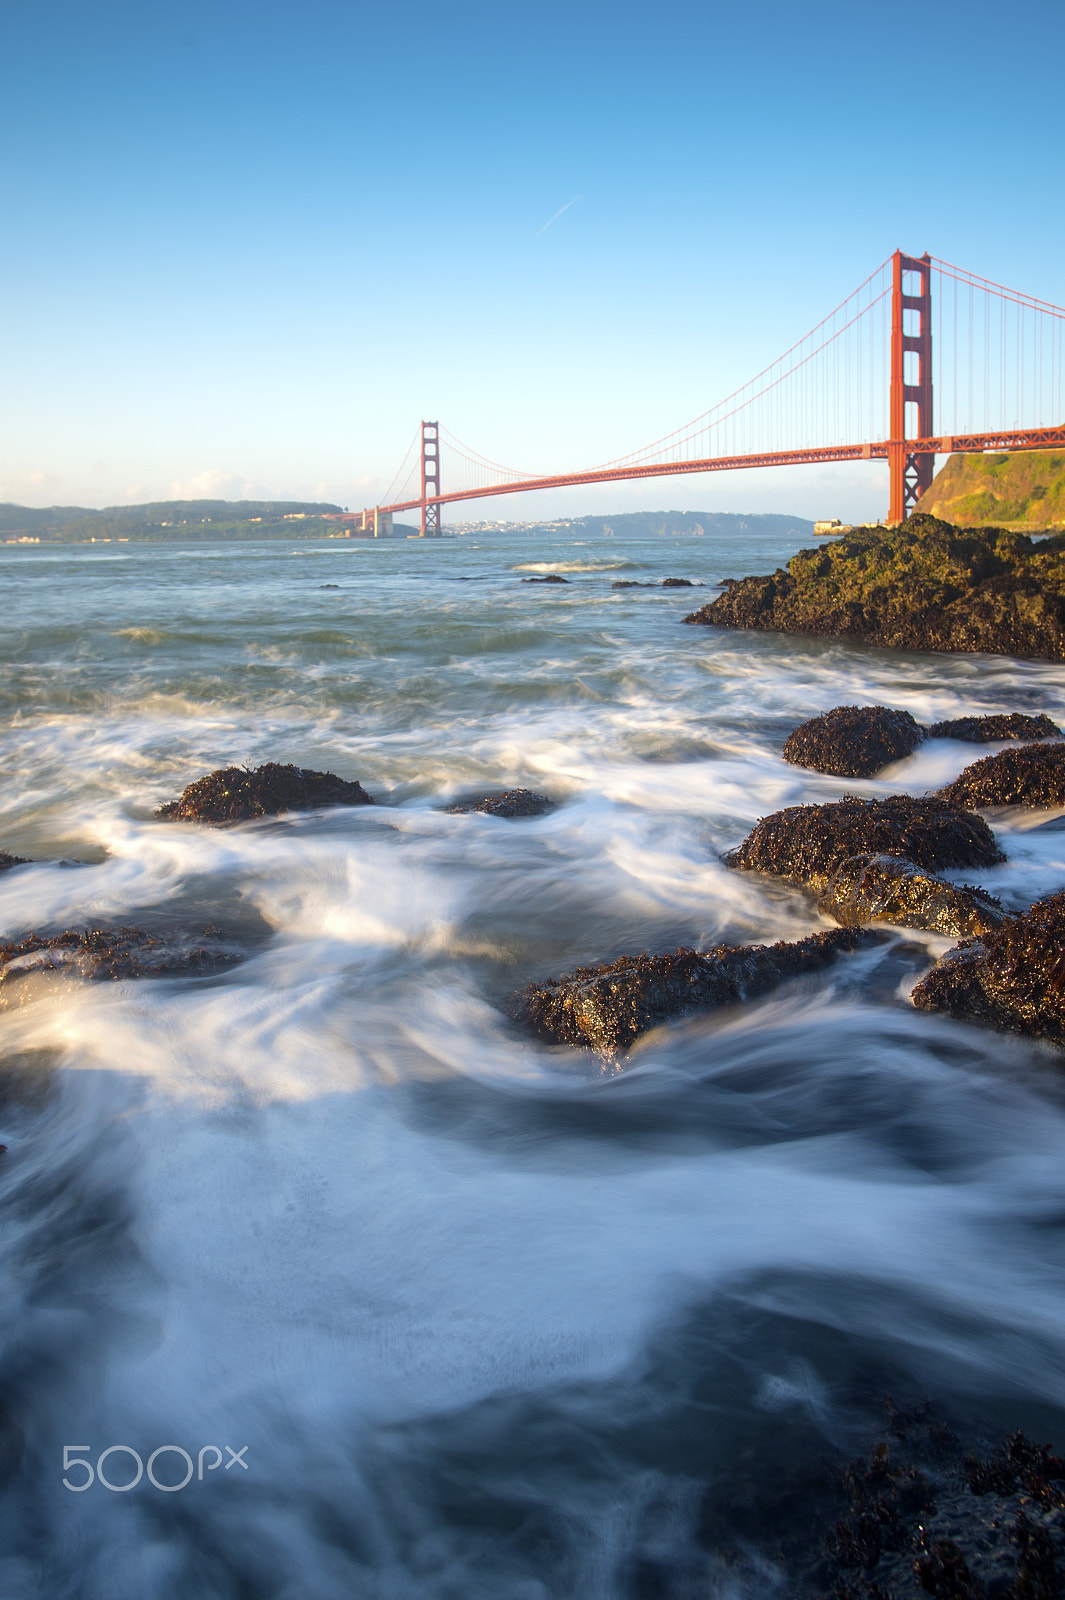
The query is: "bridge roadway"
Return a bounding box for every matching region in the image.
[370,424,1065,524]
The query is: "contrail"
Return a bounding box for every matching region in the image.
[537,195,581,235]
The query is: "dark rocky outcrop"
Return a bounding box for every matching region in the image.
[445,789,554,818]
[521,574,568,584]
[507,928,872,1057]
[818,1414,1065,1600]
[726,796,1003,890]
[936,742,1065,809]
[611,580,654,588]
[157,763,374,823]
[817,853,1004,938]
[783,706,923,778]
[661,577,695,587]
[926,711,1061,742]
[0,926,244,1001]
[912,889,1065,1048]
[682,514,1065,661]
[0,852,30,873]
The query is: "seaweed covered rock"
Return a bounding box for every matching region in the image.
[661,577,695,587]
[817,853,1004,938]
[726,796,1003,890]
[926,710,1061,742]
[782,705,923,778]
[157,763,374,823]
[936,741,1065,809]
[507,928,871,1057]
[0,926,244,1002]
[682,514,1065,661]
[818,1418,1065,1600]
[445,788,554,818]
[912,889,1065,1047]
[0,852,30,873]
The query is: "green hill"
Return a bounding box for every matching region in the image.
[917,450,1065,529]
[0,499,346,542]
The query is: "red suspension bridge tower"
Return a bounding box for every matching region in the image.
[420,421,442,537]
[889,250,934,524]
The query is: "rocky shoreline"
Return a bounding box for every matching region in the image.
[4,697,1065,1060]
[4,545,1065,1599]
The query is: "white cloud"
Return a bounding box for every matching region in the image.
[167,469,260,500]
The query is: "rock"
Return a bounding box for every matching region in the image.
[661,577,694,587]
[521,574,568,584]
[0,926,244,1002]
[936,741,1065,808]
[926,711,1062,742]
[157,763,374,823]
[444,788,554,818]
[818,1416,1065,1600]
[726,795,1003,890]
[782,705,924,778]
[611,580,654,588]
[817,853,1004,938]
[0,852,30,873]
[318,583,340,589]
[682,514,1065,661]
[912,889,1065,1047]
[507,928,872,1057]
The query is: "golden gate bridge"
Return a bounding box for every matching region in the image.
[339,251,1065,537]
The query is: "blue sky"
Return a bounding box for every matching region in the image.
[3,0,1063,522]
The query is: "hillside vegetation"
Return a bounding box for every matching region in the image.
[917,450,1065,528]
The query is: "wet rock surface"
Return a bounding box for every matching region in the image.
[783,706,924,777]
[157,762,374,823]
[444,788,555,818]
[726,796,1004,890]
[507,928,872,1057]
[661,577,695,587]
[682,514,1065,661]
[611,580,655,588]
[912,889,1065,1048]
[0,852,30,873]
[818,853,1004,938]
[521,574,568,584]
[0,926,244,1002]
[926,711,1062,742]
[937,743,1065,809]
[815,1411,1065,1600]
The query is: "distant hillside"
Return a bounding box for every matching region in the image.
[0,499,346,542]
[917,451,1065,529]
[559,510,816,538]
[455,510,818,538]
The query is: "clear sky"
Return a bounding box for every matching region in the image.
[3,0,1064,523]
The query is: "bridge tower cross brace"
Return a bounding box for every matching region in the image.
[420,421,442,537]
[889,250,934,523]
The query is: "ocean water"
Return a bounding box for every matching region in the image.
[3,532,1065,1598]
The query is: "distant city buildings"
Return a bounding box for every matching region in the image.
[446,518,578,535]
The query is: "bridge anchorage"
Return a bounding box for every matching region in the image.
[339,249,1065,535]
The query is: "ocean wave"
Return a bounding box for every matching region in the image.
[511,559,635,572]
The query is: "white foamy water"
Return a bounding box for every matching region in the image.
[2,532,1065,1599]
